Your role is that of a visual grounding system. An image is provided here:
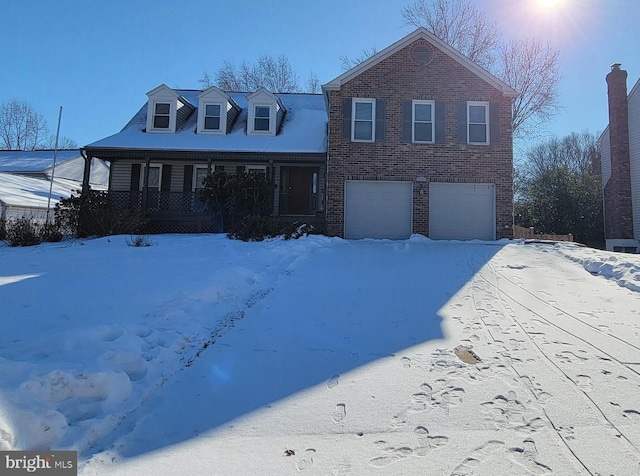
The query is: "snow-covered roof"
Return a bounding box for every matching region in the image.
[86,91,327,154]
[0,150,82,173]
[0,172,81,209]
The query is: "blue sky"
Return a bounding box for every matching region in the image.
[1,0,638,155]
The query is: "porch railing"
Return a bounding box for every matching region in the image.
[96,191,209,215]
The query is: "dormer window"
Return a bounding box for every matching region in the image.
[146,84,194,134]
[246,88,285,136]
[153,103,171,129]
[196,86,240,135]
[204,104,222,131]
[254,106,271,132]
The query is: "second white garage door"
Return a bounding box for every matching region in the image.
[429,182,495,240]
[345,181,413,239]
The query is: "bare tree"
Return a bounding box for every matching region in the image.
[306,72,321,94]
[401,0,561,141]
[339,48,378,72]
[499,39,560,141]
[401,0,501,70]
[41,135,78,150]
[0,100,49,150]
[202,55,301,93]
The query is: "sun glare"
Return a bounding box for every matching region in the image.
[537,0,561,7]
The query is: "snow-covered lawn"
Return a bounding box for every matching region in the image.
[1,235,640,475]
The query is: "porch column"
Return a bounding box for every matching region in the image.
[81,150,93,194]
[269,159,276,216]
[142,156,151,211]
[207,158,212,175]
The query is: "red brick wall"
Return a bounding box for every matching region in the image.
[605,66,634,239]
[326,38,514,239]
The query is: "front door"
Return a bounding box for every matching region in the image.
[280,167,318,215]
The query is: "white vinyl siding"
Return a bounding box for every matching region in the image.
[344,181,412,239]
[628,82,640,240]
[110,162,132,191]
[429,183,495,240]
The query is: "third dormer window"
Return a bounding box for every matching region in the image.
[204,104,221,131]
[254,106,271,132]
[153,103,171,129]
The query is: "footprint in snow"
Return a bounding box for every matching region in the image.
[451,440,505,476]
[295,449,316,471]
[507,438,552,474]
[326,375,339,389]
[332,404,346,423]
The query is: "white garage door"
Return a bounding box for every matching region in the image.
[429,182,495,240]
[345,181,413,239]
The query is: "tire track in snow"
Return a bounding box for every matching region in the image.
[480,260,640,458]
[464,255,593,476]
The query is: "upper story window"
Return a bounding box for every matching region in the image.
[153,103,171,129]
[203,104,222,131]
[246,88,285,136]
[468,101,489,145]
[254,106,271,132]
[352,99,375,142]
[146,84,194,134]
[197,86,240,135]
[413,100,435,144]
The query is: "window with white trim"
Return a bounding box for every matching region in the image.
[413,100,434,143]
[152,103,171,130]
[352,99,375,142]
[203,104,222,131]
[468,102,489,145]
[140,164,162,191]
[193,166,209,191]
[254,106,271,132]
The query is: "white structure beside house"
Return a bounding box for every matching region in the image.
[0,150,109,189]
[0,173,81,221]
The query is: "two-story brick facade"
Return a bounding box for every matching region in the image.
[323,28,518,240]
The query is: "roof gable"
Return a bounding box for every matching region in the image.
[198,85,233,103]
[146,83,181,99]
[323,28,518,98]
[247,87,285,109]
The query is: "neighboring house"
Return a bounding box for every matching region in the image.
[600,64,640,252]
[83,86,327,233]
[322,28,517,240]
[0,172,80,221]
[82,28,517,239]
[0,150,109,189]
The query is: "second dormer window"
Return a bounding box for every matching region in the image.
[153,103,171,129]
[254,106,271,132]
[204,104,221,131]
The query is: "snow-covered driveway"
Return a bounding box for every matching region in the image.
[2,236,640,475]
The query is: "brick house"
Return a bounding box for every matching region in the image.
[322,28,517,240]
[600,64,640,252]
[81,28,517,239]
